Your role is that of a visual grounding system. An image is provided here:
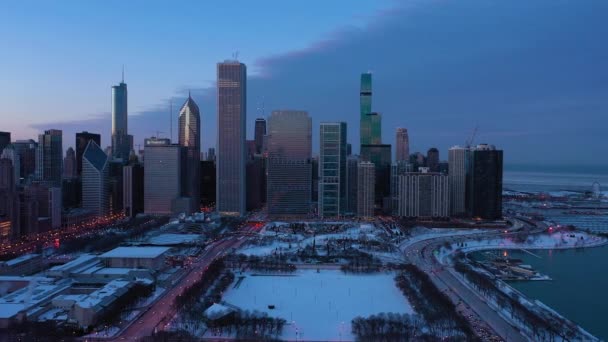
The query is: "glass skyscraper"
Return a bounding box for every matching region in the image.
[178,95,201,213]
[36,129,63,187]
[319,122,347,217]
[111,77,131,161]
[267,110,312,217]
[217,61,247,216]
[359,73,381,146]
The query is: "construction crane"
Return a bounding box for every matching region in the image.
[465,125,479,148]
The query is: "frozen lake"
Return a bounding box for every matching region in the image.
[223,269,414,341]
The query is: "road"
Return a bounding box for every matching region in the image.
[113,223,259,340]
[402,218,546,342]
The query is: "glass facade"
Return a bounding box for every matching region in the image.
[319,122,347,217]
[359,73,373,145]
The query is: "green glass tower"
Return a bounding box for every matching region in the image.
[360,73,380,145]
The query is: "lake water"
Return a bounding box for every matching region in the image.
[498,165,608,339]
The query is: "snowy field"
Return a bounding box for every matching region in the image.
[223,270,413,341]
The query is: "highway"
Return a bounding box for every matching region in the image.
[402,218,546,342]
[111,222,259,340]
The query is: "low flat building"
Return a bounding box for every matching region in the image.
[99,246,170,270]
[0,254,42,276]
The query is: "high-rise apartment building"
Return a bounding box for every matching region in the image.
[76,132,101,176]
[318,122,347,217]
[357,161,375,217]
[396,170,449,219]
[178,95,201,213]
[468,144,503,220]
[82,141,109,217]
[448,146,470,216]
[36,129,63,187]
[63,147,77,179]
[395,128,409,162]
[267,111,312,217]
[216,61,246,216]
[111,76,132,161]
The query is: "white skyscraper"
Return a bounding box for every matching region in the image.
[397,170,449,219]
[82,141,109,217]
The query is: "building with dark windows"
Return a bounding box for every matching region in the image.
[318,122,347,218]
[13,140,37,181]
[63,147,77,179]
[1,145,20,186]
[178,95,201,213]
[246,155,265,211]
[360,73,376,145]
[111,75,131,161]
[200,160,216,207]
[123,163,144,218]
[427,148,440,172]
[467,144,503,220]
[216,61,246,216]
[108,160,124,214]
[448,146,470,216]
[76,131,101,176]
[82,141,109,217]
[254,118,266,154]
[0,132,10,155]
[266,110,312,217]
[36,129,63,187]
[357,161,375,218]
[360,144,391,209]
[345,155,359,215]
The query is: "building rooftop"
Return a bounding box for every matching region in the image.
[99,246,170,259]
[2,254,40,267]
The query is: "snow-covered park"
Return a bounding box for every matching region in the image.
[222,269,413,341]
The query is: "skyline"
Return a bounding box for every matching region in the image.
[2,0,608,166]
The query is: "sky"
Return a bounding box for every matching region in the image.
[1,0,607,167]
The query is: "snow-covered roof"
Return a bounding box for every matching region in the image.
[147,233,201,245]
[204,303,234,320]
[2,254,40,267]
[99,246,170,259]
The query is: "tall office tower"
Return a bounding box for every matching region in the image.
[266,111,312,217]
[427,148,440,172]
[82,141,109,217]
[36,129,63,187]
[396,170,450,219]
[217,61,247,216]
[346,155,360,215]
[0,132,10,153]
[246,155,265,211]
[1,145,20,185]
[63,147,77,179]
[76,131,101,176]
[108,160,124,214]
[25,183,61,230]
[18,189,39,236]
[13,140,37,181]
[311,156,319,203]
[178,95,201,213]
[448,146,470,216]
[200,160,216,206]
[111,75,131,161]
[367,112,382,145]
[360,144,392,207]
[144,137,184,215]
[0,159,19,237]
[254,118,266,154]
[395,128,409,162]
[357,161,375,217]
[123,163,144,217]
[346,143,352,156]
[359,72,373,145]
[62,177,81,209]
[207,148,215,161]
[468,144,503,220]
[319,122,347,218]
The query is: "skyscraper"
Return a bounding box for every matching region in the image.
[395,128,409,162]
[468,144,503,220]
[360,144,392,206]
[357,161,375,217]
[13,140,37,181]
[254,118,266,154]
[178,94,201,213]
[0,132,10,153]
[82,141,109,217]
[76,131,101,176]
[111,75,131,161]
[396,170,449,219]
[217,61,246,216]
[1,145,20,186]
[448,146,470,216]
[36,129,63,187]
[367,112,382,145]
[0,158,19,237]
[427,147,440,172]
[63,147,77,179]
[123,163,144,218]
[267,110,312,217]
[319,122,347,217]
[144,137,184,215]
[346,155,359,215]
[359,73,373,145]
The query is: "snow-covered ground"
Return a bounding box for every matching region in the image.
[399,227,486,251]
[222,270,413,341]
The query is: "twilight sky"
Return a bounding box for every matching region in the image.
[1,0,607,166]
